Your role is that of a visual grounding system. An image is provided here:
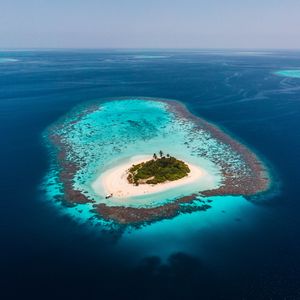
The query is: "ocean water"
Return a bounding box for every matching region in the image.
[1,50,300,299]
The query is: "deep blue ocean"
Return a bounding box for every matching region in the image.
[1,50,300,299]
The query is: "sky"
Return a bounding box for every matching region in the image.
[0,0,300,49]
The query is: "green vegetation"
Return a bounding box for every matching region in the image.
[127,153,190,185]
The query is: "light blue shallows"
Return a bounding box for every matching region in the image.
[43,98,253,231]
[274,70,300,78]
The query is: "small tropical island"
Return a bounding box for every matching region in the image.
[94,152,204,199]
[46,98,271,226]
[127,151,190,185]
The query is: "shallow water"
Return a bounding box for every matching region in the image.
[119,195,262,262]
[274,69,300,78]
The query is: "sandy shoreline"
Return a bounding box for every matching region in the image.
[92,155,205,199]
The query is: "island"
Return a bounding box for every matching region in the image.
[94,154,204,200]
[127,153,190,185]
[44,97,271,228]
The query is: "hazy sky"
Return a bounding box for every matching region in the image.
[1,0,300,49]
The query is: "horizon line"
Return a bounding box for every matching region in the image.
[1,47,300,51]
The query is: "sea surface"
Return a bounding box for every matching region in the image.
[1,49,300,299]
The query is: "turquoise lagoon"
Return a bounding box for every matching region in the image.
[43,98,264,235]
[274,70,300,78]
[0,58,19,63]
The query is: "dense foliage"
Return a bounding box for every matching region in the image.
[127,156,190,185]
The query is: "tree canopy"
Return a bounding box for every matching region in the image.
[127,156,190,185]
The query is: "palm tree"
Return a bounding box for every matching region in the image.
[153,153,157,160]
[159,150,163,158]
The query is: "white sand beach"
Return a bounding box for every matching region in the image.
[92,155,207,199]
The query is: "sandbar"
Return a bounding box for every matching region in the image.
[92,155,205,199]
